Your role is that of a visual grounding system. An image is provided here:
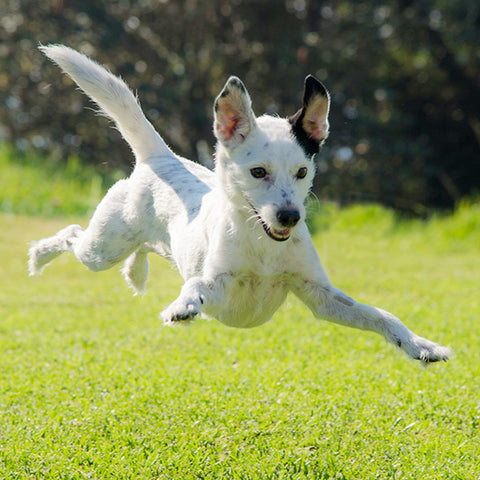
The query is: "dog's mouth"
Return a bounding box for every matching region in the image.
[260,220,291,242]
[245,198,292,242]
[250,205,291,241]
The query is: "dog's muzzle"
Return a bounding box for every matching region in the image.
[276,209,300,228]
[247,198,300,242]
[258,208,301,242]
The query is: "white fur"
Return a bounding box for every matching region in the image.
[29,45,451,363]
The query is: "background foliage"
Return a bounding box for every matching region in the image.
[1,0,479,213]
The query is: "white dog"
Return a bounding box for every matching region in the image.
[29,45,450,363]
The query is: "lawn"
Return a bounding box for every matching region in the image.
[1,191,479,477]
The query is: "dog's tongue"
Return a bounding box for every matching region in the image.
[273,228,291,238]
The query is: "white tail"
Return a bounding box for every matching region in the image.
[40,44,172,162]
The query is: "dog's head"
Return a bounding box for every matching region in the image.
[213,75,330,242]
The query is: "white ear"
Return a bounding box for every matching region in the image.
[213,76,256,150]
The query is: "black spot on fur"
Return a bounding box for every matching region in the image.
[229,77,247,93]
[289,109,321,157]
[289,75,329,158]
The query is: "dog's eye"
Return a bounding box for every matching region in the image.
[250,167,267,179]
[296,167,308,179]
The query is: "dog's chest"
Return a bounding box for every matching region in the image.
[214,272,290,329]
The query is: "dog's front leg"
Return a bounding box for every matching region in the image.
[161,274,229,325]
[293,280,451,363]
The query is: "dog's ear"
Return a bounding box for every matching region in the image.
[214,76,256,150]
[289,75,330,156]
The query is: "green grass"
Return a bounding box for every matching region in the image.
[0,144,122,217]
[0,152,479,478]
[1,208,479,479]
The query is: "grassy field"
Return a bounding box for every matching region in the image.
[0,154,479,478]
[0,144,122,217]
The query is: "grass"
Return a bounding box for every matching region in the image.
[0,150,479,479]
[0,144,122,217]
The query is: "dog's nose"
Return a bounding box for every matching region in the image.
[277,209,300,228]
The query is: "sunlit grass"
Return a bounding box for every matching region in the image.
[0,149,478,478]
[1,204,478,479]
[0,144,122,217]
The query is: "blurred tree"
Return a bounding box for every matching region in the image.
[1,0,478,213]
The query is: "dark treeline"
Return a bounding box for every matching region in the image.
[1,0,479,213]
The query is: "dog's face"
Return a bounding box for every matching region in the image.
[213,75,330,242]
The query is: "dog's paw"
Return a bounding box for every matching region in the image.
[161,299,201,326]
[404,335,451,364]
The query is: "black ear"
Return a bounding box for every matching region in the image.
[289,75,331,156]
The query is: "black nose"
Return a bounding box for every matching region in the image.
[277,209,300,228]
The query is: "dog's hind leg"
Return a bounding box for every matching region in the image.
[29,219,142,276]
[28,224,83,275]
[122,248,149,295]
[29,177,150,276]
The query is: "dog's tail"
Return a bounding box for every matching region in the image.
[40,44,172,163]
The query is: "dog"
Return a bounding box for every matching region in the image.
[29,45,450,363]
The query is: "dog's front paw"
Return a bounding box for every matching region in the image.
[161,299,201,326]
[403,335,451,364]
